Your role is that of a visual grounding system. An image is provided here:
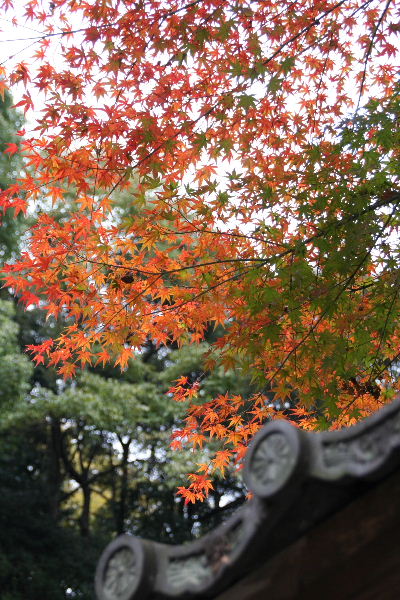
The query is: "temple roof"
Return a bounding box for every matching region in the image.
[95,398,400,600]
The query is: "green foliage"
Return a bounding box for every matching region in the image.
[0,427,102,599]
[0,91,25,262]
[0,300,32,408]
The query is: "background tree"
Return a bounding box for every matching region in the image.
[0,93,249,595]
[0,91,99,598]
[0,321,250,597]
[0,89,25,262]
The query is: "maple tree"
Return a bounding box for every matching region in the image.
[0,0,399,502]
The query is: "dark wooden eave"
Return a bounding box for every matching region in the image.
[95,398,400,600]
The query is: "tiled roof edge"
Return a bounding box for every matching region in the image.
[95,397,400,600]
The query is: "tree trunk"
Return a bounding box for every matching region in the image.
[116,438,131,535]
[80,480,91,537]
[47,418,63,521]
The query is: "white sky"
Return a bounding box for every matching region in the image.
[0,7,89,132]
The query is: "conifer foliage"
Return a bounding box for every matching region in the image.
[1,1,399,501]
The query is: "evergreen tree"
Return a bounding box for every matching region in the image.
[0,91,24,261]
[0,96,249,596]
